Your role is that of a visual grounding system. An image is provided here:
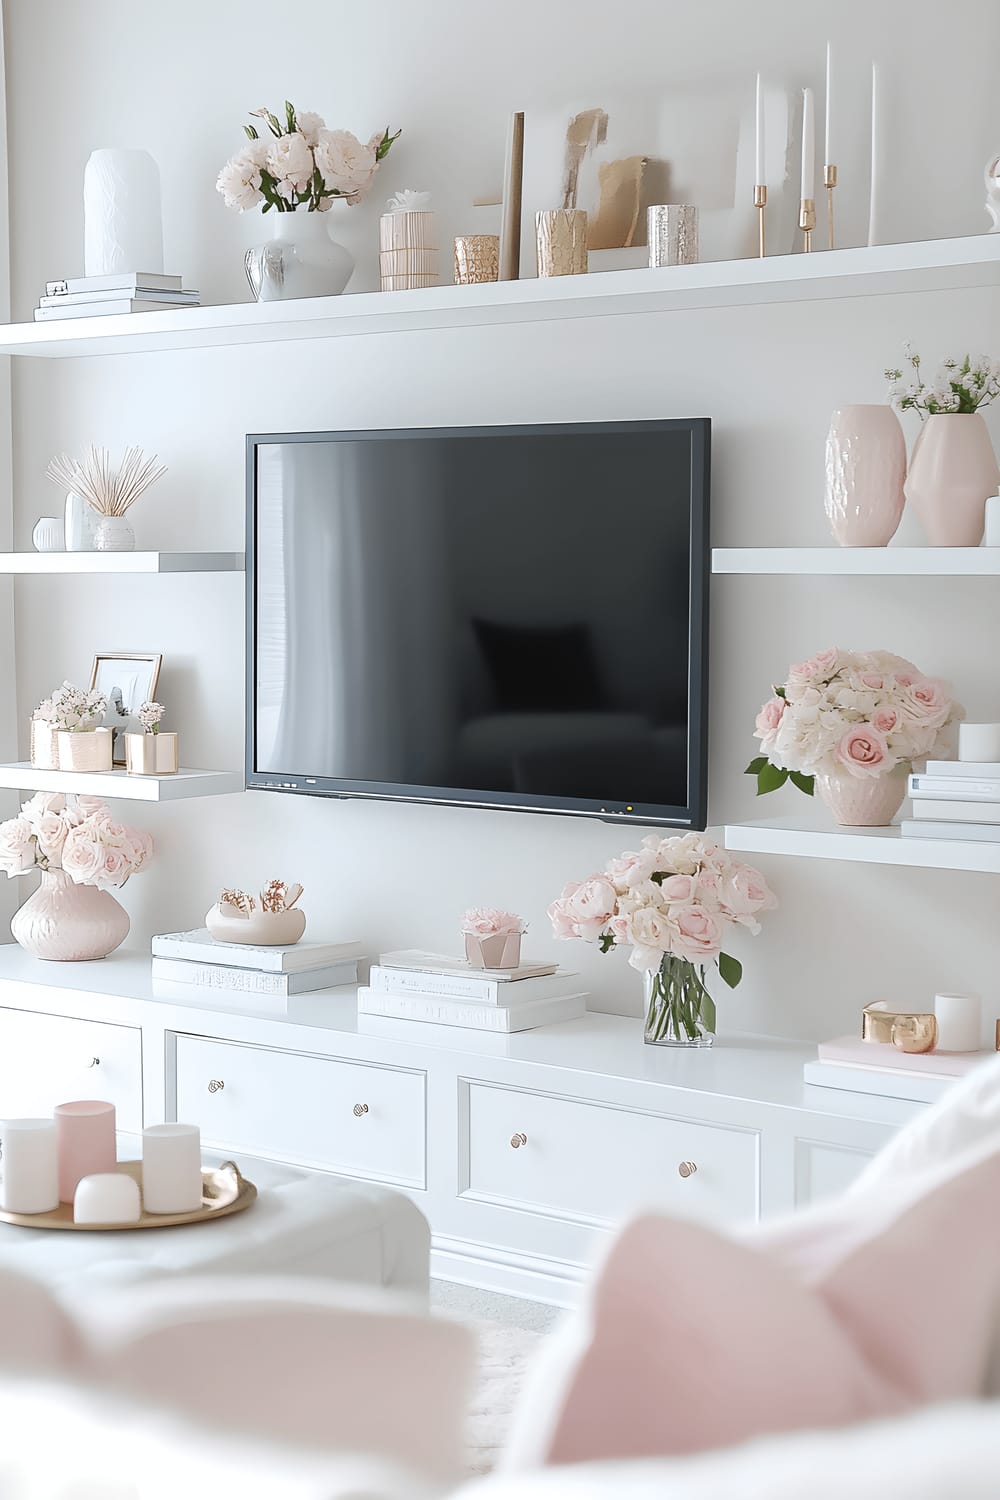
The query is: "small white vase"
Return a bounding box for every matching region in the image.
[64,492,96,552]
[815,766,908,827]
[57,728,113,772]
[904,412,1000,546]
[245,211,355,302]
[32,517,64,552]
[125,730,178,775]
[824,404,907,546]
[11,868,130,961]
[92,514,136,552]
[30,720,59,769]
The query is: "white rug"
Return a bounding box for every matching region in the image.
[466,1321,542,1474]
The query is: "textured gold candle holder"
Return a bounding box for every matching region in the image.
[753,184,767,257]
[799,197,817,252]
[862,1002,938,1054]
[535,209,588,278]
[824,164,838,249]
[453,234,500,285]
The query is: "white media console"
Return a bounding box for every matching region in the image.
[0,948,920,1303]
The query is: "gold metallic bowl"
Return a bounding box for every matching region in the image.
[862,1002,938,1054]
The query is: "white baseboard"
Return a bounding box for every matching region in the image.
[431,1232,587,1307]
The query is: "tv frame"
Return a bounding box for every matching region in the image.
[246,419,710,828]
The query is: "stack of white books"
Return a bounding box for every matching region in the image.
[902,761,1000,841]
[151,929,362,1012]
[34,272,200,322]
[804,1034,992,1104]
[359,950,587,1032]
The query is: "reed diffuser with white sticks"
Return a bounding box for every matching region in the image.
[46,446,167,552]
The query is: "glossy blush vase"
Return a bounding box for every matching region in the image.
[824,404,907,546]
[904,412,1000,545]
[815,767,908,827]
[11,869,130,961]
[245,211,354,302]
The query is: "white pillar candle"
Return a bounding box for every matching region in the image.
[958,722,1000,762]
[74,1171,141,1225]
[984,494,1000,545]
[755,73,765,184]
[867,64,881,246]
[0,1119,59,1214]
[824,42,834,164]
[142,1123,202,1214]
[934,993,981,1052]
[800,88,815,199]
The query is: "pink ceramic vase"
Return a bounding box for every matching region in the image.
[824,404,907,546]
[904,413,1000,546]
[10,869,130,961]
[814,766,908,827]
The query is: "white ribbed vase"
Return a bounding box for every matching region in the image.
[11,869,130,961]
[824,405,907,546]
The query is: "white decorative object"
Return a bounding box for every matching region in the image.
[74,1171,141,1225]
[206,902,306,947]
[56,727,113,772]
[84,149,164,277]
[245,212,355,302]
[31,517,63,552]
[63,493,95,552]
[92,514,135,552]
[535,209,588,277]
[380,194,438,291]
[125,729,178,775]
[142,1122,202,1214]
[29,719,59,770]
[958,722,1000,761]
[47,447,166,553]
[823,405,907,546]
[984,494,1000,545]
[647,205,699,267]
[933,992,981,1052]
[985,153,1000,232]
[11,869,130,962]
[0,1119,59,1214]
[868,65,881,247]
[460,908,525,970]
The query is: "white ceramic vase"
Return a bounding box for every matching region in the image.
[205,903,306,946]
[30,720,59,770]
[904,412,1000,546]
[245,211,354,302]
[11,869,130,961]
[57,728,113,772]
[92,514,136,552]
[125,731,178,775]
[814,766,908,827]
[64,492,96,552]
[824,404,907,546]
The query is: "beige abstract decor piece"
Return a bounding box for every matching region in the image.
[379,189,438,291]
[498,111,525,280]
[535,209,588,277]
[206,878,306,946]
[454,234,500,284]
[647,204,699,266]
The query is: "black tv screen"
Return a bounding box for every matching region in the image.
[247,420,710,827]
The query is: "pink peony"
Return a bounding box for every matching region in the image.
[625,907,678,971]
[671,905,725,963]
[461,907,523,938]
[548,876,618,942]
[835,724,891,778]
[719,864,778,930]
[605,848,658,891]
[754,696,786,749]
[658,872,697,904]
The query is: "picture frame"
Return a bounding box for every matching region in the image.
[90,652,162,765]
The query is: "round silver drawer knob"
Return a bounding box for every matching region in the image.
[678,1160,698,1178]
[353,1103,369,1117]
[510,1132,528,1149]
[86,1057,100,1069]
[207,1079,225,1094]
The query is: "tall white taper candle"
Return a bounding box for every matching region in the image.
[868,64,881,246]
[0,1119,59,1214]
[800,88,815,199]
[824,42,834,164]
[755,73,765,184]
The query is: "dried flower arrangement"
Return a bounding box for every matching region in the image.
[217,879,304,919]
[46,446,167,517]
[33,681,107,733]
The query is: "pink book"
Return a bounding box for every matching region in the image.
[817,1036,991,1077]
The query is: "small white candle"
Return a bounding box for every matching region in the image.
[934,993,981,1052]
[868,63,880,245]
[755,73,765,185]
[824,42,833,164]
[74,1172,141,1225]
[984,494,1000,546]
[958,722,1000,762]
[142,1123,202,1214]
[800,88,815,200]
[0,1119,59,1214]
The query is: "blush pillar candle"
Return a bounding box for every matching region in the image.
[0,1119,59,1214]
[54,1100,116,1203]
[934,993,982,1052]
[142,1123,202,1214]
[74,1172,141,1225]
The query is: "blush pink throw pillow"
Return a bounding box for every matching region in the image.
[520,1142,1000,1467]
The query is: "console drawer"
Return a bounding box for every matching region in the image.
[0,1006,142,1132]
[462,1081,758,1227]
[173,1035,426,1188]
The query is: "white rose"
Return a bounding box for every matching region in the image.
[0,817,36,876]
[625,907,677,972]
[216,154,264,212]
[35,812,68,863]
[314,129,376,195]
[20,791,66,828]
[266,132,315,201]
[61,829,105,885]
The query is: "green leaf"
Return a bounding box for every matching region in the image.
[789,771,815,796]
[718,952,742,989]
[744,756,767,776]
[285,100,297,135]
[598,932,616,954]
[243,124,259,140]
[699,991,717,1032]
[376,127,402,161]
[649,870,665,885]
[755,761,788,795]
[774,685,786,698]
[264,109,283,137]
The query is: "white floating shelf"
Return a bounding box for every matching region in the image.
[0,763,244,802]
[1,235,997,358]
[725,815,1000,875]
[712,547,1000,576]
[0,551,244,574]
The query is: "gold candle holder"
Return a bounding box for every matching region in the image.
[824,164,838,249]
[453,234,500,285]
[799,197,816,253]
[753,184,767,257]
[862,1002,938,1054]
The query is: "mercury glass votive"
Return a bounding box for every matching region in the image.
[647,204,699,266]
[454,235,500,285]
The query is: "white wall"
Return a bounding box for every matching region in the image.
[3,0,1000,1038]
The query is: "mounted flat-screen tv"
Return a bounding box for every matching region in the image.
[247,419,710,827]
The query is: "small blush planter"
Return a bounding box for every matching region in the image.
[465,931,522,969]
[904,412,1000,546]
[205,903,306,946]
[824,404,907,547]
[815,767,908,827]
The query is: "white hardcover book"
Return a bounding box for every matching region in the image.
[151,956,358,995]
[909,775,1000,800]
[368,963,578,1006]
[925,760,1000,777]
[34,299,199,320]
[900,819,1000,842]
[378,949,558,982]
[803,1059,954,1105]
[45,272,184,294]
[357,986,586,1032]
[909,798,1000,823]
[151,929,362,973]
[38,288,200,308]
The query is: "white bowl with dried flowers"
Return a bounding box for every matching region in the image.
[31,682,110,772]
[46,446,167,553]
[125,701,177,775]
[206,878,306,946]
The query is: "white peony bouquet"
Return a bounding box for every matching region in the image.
[217,101,400,214]
[885,343,1000,417]
[749,647,964,795]
[0,793,153,888]
[33,681,107,733]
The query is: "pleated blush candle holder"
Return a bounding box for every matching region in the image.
[54,1100,116,1203]
[142,1122,202,1214]
[0,1118,59,1214]
[74,1171,141,1225]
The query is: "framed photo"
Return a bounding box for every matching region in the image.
[90,652,162,764]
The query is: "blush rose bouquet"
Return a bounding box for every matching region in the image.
[217,100,400,213]
[548,833,776,1046]
[0,793,153,888]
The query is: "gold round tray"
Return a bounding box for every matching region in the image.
[0,1160,257,1232]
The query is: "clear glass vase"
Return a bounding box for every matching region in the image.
[643,955,716,1047]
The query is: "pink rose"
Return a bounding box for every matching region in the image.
[625,907,677,971]
[35,812,68,862]
[548,877,617,942]
[461,907,523,938]
[658,872,696,903]
[719,863,778,931]
[671,905,724,963]
[788,647,839,685]
[897,678,952,731]
[96,846,131,888]
[835,725,891,778]
[873,707,898,735]
[20,792,66,828]
[61,830,105,884]
[754,696,785,749]
[858,673,883,690]
[0,816,36,876]
[605,848,657,891]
